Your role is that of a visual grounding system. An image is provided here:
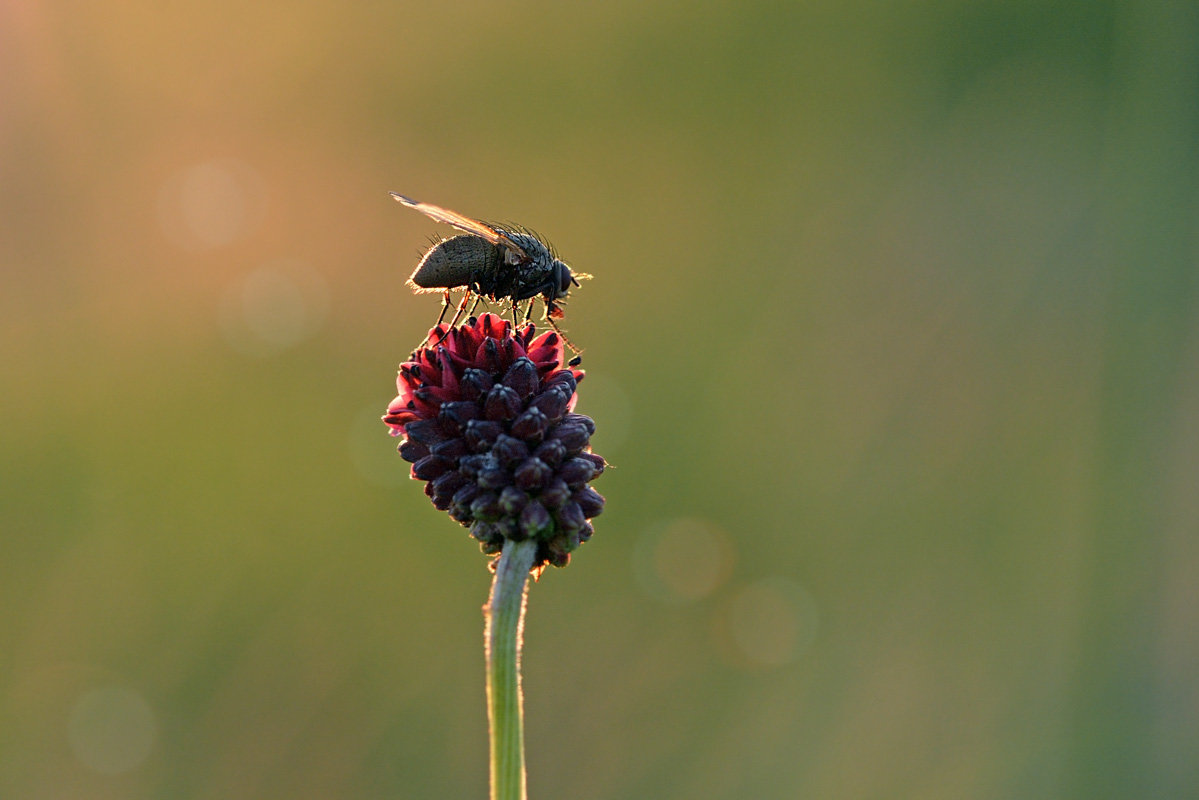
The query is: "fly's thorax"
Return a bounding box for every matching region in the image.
[501,232,554,269]
[499,230,556,288]
[407,234,500,290]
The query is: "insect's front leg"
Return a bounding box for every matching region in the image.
[444,289,475,331]
[543,313,582,358]
[467,295,483,320]
[435,291,453,326]
[413,291,455,350]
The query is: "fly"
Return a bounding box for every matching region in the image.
[391,193,588,351]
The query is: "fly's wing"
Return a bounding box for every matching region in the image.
[390,193,528,260]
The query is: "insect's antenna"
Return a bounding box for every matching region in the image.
[571,271,593,287]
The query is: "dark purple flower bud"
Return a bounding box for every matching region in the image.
[484,385,522,422]
[451,483,477,504]
[404,418,449,445]
[430,438,468,460]
[412,387,445,411]
[564,526,584,550]
[573,486,605,518]
[529,386,571,420]
[519,500,553,539]
[578,452,606,475]
[460,368,493,401]
[412,454,453,481]
[493,516,520,541]
[578,521,595,542]
[562,413,597,435]
[527,331,561,371]
[544,370,577,394]
[499,485,529,516]
[457,453,487,479]
[556,501,587,533]
[471,492,502,522]
[533,439,567,467]
[472,521,507,548]
[431,470,467,500]
[548,422,590,452]
[470,521,496,542]
[479,313,507,340]
[464,419,503,451]
[438,401,478,436]
[545,535,572,568]
[540,478,570,509]
[398,439,430,463]
[511,408,550,442]
[514,458,552,491]
[452,482,480,509]
[501,357,540,399]
[479,337,501,372]
[557,457,595,486]
[491,434,530,467]
[477,466,509,491]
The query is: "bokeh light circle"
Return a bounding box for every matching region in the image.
[67,686,157,774]
[727,577,819,668]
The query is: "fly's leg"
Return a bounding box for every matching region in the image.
[425,289,472,347]
[414,291,455,350]
[543,312,583,358]
[446,289,473,327]
[467,295,483,320]
[435,291,453,326]
[540,296,568,322]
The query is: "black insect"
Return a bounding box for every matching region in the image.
[391,193,587,347]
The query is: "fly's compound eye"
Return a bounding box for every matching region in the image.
[557,262,574,294]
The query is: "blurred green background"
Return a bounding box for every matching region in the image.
[3,1,1198,798]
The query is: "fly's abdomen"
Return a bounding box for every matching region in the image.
[407,235,499,291]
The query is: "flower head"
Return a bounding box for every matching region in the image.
[384,313,605,569]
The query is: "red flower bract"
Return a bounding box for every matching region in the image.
[384,313,605,569]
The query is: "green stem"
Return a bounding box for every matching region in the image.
[485,539,537,800]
